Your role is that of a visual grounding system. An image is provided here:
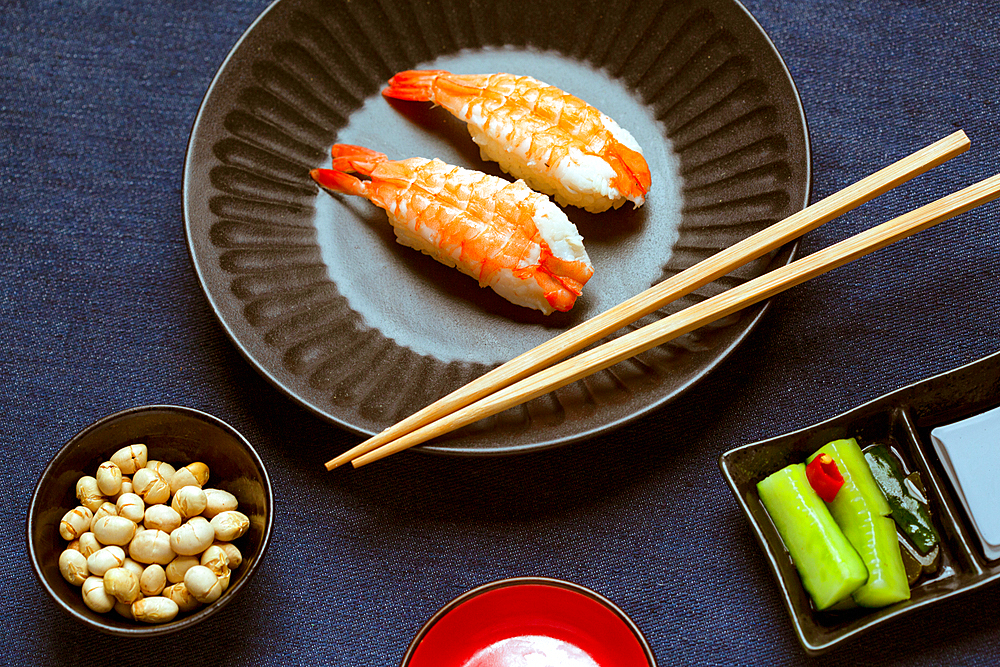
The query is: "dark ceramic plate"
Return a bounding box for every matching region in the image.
[719,351,1000,655]
[184,0,810,454]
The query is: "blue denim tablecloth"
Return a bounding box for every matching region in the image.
[3,0,1000,665]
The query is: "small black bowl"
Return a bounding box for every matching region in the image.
[27,405,274,636]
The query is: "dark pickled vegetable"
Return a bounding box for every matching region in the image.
[864,445,940,555]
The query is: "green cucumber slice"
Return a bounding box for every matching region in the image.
[809,438,910,607]
[757,463,868,610]
[864,444,940,555]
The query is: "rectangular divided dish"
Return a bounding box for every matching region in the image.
[719,351,1000,655]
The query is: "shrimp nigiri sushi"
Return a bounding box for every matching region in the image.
[310,145,594,315]
[383,70,652,213]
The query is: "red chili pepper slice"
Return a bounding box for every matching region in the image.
[806,453,845,502]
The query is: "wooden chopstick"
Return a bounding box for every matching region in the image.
[325,131,969,470]
[351,172,1000,467]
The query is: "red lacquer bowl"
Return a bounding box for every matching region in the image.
[401,578,656,667]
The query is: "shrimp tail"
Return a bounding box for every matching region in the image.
[330,144,388,176]
[311,145,392,194]
[382,70,450,102]
[310,168,367,196]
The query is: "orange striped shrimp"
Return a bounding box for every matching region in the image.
[310,145,594,315]
[383,70,652,213]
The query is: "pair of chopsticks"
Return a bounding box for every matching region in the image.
[328,129,1000,470]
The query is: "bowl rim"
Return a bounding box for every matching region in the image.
[398,576,657,666]
[26,404,274,637]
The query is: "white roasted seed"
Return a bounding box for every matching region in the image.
[104,567,142,604]
[116,493,145,523]
[170,517,215,556]
[212,541,242,569]
[132,468,170,505]
[171,486,207,518]
[145,460,176,481]
[184,565,223,604]
[199,545,230,578]
[113,476,134,501]
[122,557,144,579]
[143,504,181,533]
[165,555,200,584]
[139,564,166,596]
[59,506,94,541]
[75,476,106,512]
[110,444,147,475]
[92,515,137,546]
[202,489,238,519]
[132,596,179,624]
[128,529,175,565]
[87,545,126,576]
[96,461,123,496]
[210,511,249,542]
[162,582,201,613]
[82,576,115,613]
[58,548,89,586]
[170,462,210,494]
[90,501,118,531]
[78,532,101,558]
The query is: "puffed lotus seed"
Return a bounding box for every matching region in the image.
[200,545,229,577]
[165,555,200,584]
[143,504,181,533]
[59,548,89,586]
[92,515,137,546]
[210,511,249,542]
[110,444,147,475]
[202,489,238,519]
[170,517,215,556]
[75,476,106,512]
[170,462,210,494]
[82,576,116,613]
[103,567,142,604]
[212,541,242,569]
[132,468,170,505]
[78,532,101,558]
[128,529,175,565]
[139,564,166,596]
[87,546,126,576]
[122,557,145,579]
[162,583,201,612]
[96,461,123,496]
[171,486,207,518]
[59,506,93,541]
[132,596,179,624]
[116,493,145,523]
[184,565,223,604]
